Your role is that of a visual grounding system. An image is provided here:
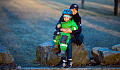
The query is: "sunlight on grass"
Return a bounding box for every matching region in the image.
[82,20,120,38]
[70,0,119,10]
[0,0,120,67]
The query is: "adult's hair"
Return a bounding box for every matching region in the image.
[70,4,80,25]
[70,4,78,11]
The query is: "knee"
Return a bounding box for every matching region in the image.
[60,35,68,44]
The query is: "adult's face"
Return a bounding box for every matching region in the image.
[71,8,77,15]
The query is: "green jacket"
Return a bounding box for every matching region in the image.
[58,19,78,37]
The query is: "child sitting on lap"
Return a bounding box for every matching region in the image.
[53,9,78,58]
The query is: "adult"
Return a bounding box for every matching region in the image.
[55,4,84,68]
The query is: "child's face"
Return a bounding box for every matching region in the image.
[64,16,70,22]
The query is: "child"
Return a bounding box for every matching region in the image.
[53,9,78,67]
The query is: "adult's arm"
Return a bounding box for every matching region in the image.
[71,16,82,34]
[55,15,63,31]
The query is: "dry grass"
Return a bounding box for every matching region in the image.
[0,0,120,67]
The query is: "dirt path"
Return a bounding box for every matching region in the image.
[0,0,120,67]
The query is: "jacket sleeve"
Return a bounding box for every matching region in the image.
[71,22,78,31]
[71,16,82,35]
[55,15,63,31]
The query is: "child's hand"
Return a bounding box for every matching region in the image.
[60,28,66,31]
[62,28,72,33]
[57,24,60,28]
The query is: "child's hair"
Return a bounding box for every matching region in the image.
[61,14,73,22]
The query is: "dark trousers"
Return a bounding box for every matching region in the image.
[62,33,84,60]
[66,38,74,59]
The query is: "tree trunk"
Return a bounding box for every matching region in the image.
[114,0,120,16]
[81,0,85,9]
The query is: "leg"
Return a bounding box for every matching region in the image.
[67,33,84,59]
[65,38,74,68]
[59,35,70,57]
[58,35,70,68]
[58,57,66,68]
[60,35,69,51]
[65,33,84,68]
[67,38,74,59]
[53,35,61,47]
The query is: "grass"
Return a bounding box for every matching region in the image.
[0,0,120,67]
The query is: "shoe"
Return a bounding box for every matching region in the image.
[65,59,73,68]
[58,60,66,68]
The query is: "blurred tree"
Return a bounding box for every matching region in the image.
[114,0,120,16]
[81,0,85,9]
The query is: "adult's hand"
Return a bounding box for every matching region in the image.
[60,28,72,33]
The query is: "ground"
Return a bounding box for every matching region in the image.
[0,0,120,67]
